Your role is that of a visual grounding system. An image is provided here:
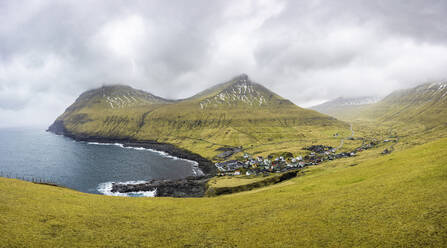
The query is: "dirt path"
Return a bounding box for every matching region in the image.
[337,123,353,150]
[349,123,354,137]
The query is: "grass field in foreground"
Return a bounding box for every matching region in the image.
[0,137,446,247]
[207,175,275,188]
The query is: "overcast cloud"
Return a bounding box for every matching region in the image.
[1,0,447,127]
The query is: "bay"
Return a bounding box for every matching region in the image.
[0,128,197,196]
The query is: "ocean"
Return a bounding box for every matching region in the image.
[0,128,198,196]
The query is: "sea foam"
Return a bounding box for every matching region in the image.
[97,181,156,197]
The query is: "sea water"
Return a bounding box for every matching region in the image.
[0,127,198,196]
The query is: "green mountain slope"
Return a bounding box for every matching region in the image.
[65,85,170,112]
[364,82,447,127]
[313,82,447,128]
[49,74,350,159]
[309,82,447,148]
[49,85,172,138]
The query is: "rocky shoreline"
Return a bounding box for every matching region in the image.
[111,176,211,197]
[47,120,216,197]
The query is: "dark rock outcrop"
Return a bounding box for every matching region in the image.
[47,120,67,135]
[215,146,242,159]
[111,176,211,197]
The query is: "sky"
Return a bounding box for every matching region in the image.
[1,0,447,127]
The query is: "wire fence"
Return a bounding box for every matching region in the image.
[0,171,59,186]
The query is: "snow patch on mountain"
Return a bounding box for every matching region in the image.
[413,81,447,99]
[106,94,143,108]
[199,81,268,109]
[103,90,164,109]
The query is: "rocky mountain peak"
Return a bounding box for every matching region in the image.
[225,74,254,90]
[197,74,290,109]
[232,73,249,82]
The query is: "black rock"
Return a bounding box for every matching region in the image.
[111,177,211,197]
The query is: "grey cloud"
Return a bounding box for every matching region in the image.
[1,0,447,127]
[332,0,447,44]
[0,93,29,110]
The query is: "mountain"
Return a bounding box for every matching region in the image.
[312,82,447,132]
[310,96,381,119]
[49,74,350,159]
[363,81,447,126]
[48,85,172,137]
[61,85,170,114]
[187,74,293,108]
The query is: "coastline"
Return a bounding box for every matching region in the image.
[47,120,216,197]
[82,140,207,177]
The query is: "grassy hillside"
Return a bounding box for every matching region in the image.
[363,82,447,128]
[1,136,446,247]
[50,75,350,159]
[310,82,447,148]
[52,85,172,138]
[319,82,447,126]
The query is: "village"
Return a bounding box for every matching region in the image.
[215,139,383,177]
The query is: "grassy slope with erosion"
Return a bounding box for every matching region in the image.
[311,81,447,129]
[363,82,447,127]
[334,82,446,125]
[1,136,446,247]
[313,81,447,149]
[50,74,350,159]
[51,84,172,138]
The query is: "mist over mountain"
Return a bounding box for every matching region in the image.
[310,96,382,117]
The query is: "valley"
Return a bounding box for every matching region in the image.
[47,76,447,196]
[3,1,447,246]
[2,76,447,246]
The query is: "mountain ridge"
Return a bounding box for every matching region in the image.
[63,84,171,113]
[49,74,350,159]
[310,81,447,130]
[365,81,447,126]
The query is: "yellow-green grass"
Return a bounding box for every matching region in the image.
[317,81,447,131]
[347,119,447,152]
[1,137,446,247]
[64,103,350,160]
[207,175,275,188]
[205,170,303,197]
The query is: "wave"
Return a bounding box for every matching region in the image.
[97,181,156,197]
[192,164,205,176]
[87,142,124,148]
